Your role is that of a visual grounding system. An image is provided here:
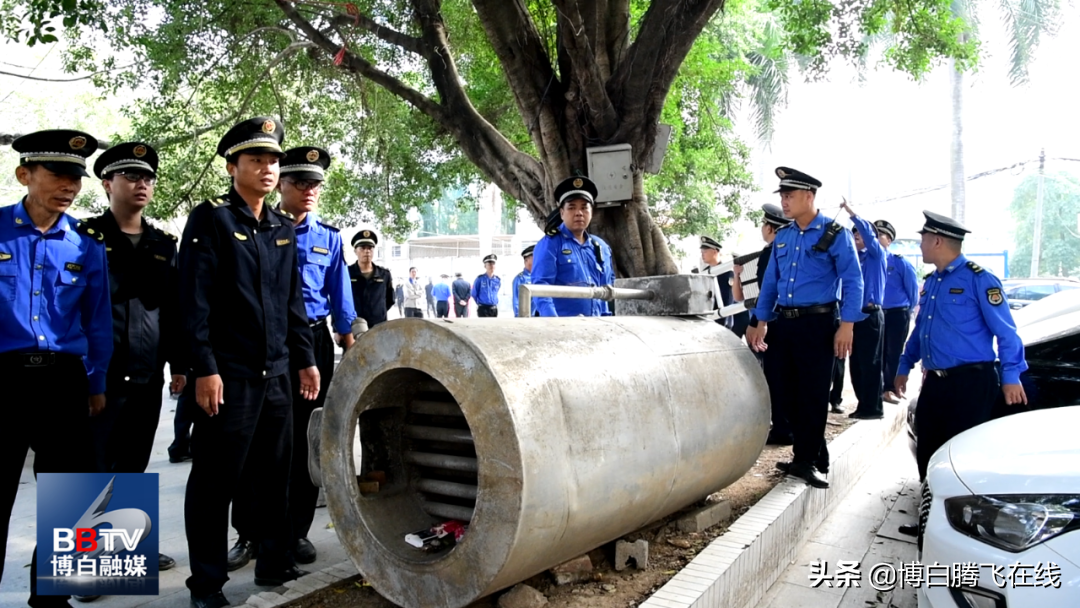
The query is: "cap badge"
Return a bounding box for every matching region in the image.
[573,178,583,188]
[262,120,276,134]
[133,145,147,158]
[776,168,788,178]
[69,136,87,150]
[362,230,371,237]
[306,149,320,163]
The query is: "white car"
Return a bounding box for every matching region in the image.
[919,407,1080,608]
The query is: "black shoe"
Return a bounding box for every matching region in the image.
[294,537,317,564]
[898,524,919,536]
[786,462,830,489]
[849,411,884,420]
[815,460,830,475]
[191,590,230,608]
[168,453,192,463]
[226,539,257,572]
[830,403,845,414]
[159,553,177,571]
[72,596,101,603]
[254,566,309,587]
[775,461,792,473]
[766,432,794,446]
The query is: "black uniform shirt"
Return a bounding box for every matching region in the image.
[348,262,394,327]
[85,210,183,384]
[178,190,315,379]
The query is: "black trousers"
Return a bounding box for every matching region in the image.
[477,304,498,317]
[915,365,999,480]
[882,308,911,393]
[185,374,294,596]
[829,357,845,407]
[233,324,334,543]
[850,309,884,416]
[169,382,194,461]
[763,312,836,468]
[405,307,423,318]
[90,377,165,473]
[0,352,92,607]
[436,301,449,318]
[761,329,791,440]
[454,302,468,317]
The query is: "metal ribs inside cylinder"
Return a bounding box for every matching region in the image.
[404,393,477,524]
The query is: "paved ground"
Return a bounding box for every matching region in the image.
[754,432,921,608]
[1,387,354,608]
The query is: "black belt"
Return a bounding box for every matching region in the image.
[777,304,837,319]
[928,362,994,377]
[309,317,327,329]
[883,306,909,312]
[0,351,81,368]
[862,304,881,313]
[477,304,497,308]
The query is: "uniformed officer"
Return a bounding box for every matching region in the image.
[85,141,182,574]
[698,236,735,330]
[511,245,534,317]
[732,203,793,444]
[895,211,1027,484]
[0,129,111,608]
[227,146,356,570]
[433,274,452,318]
[348,230,395,329]
[452,272,471,317]
[840,200,887,420]
[472,254,501,316]
[876,219,918,405]
[745,167,864,489]
[178,117,319,608]
[531,176,615,317]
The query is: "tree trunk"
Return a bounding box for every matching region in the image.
[948,58,966,224]
[589,171,678,277]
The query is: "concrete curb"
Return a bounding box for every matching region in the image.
[640,401,908,608]
[241,562,360,607]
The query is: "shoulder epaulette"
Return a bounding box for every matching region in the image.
[966,261,984,274]
[924,271,934,280]
[273,207,295,220]
[208,196,231,209]
[74,220,105,243]
[317,219,340,232]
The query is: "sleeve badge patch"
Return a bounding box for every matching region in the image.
[987,287,1004,306]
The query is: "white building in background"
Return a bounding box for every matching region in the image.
[342,184,544,316]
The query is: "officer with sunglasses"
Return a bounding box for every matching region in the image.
[84,142,184,579]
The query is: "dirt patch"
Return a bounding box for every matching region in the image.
[283,409,857,608]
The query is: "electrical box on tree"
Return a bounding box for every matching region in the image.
[586,144,633,207]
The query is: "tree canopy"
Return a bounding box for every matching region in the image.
[2,0,977,275]
[1009,170,1080,278]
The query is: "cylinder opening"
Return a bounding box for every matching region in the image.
[355,367,477,563]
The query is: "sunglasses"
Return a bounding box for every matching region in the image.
[285,179,322,192]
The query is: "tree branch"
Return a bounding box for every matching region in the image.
[0,64,135,82]
[329,13,424,55]
[274,0,446,121]
[552,0,619,140]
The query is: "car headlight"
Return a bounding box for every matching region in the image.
[945,495,1080,552]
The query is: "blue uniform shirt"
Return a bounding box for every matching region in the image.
[531,224,615,317]
[883,252,919,311]
[898,254,1027,384]
[432,281,451,301]
[0,199,113,394]
[295,213,356,335]
[753,211,865,324]
[471,273,501,306]
[511,269,531,316]
[850,215,886,308]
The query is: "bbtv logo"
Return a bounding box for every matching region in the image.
[37,473,159,596]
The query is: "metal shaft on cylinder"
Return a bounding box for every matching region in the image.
[417,478,479,500]
[518,283,655,317]
[405,425,474,444]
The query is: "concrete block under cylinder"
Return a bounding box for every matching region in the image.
[319,315,769,608]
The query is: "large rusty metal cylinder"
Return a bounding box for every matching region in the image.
[320,316,769,608]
